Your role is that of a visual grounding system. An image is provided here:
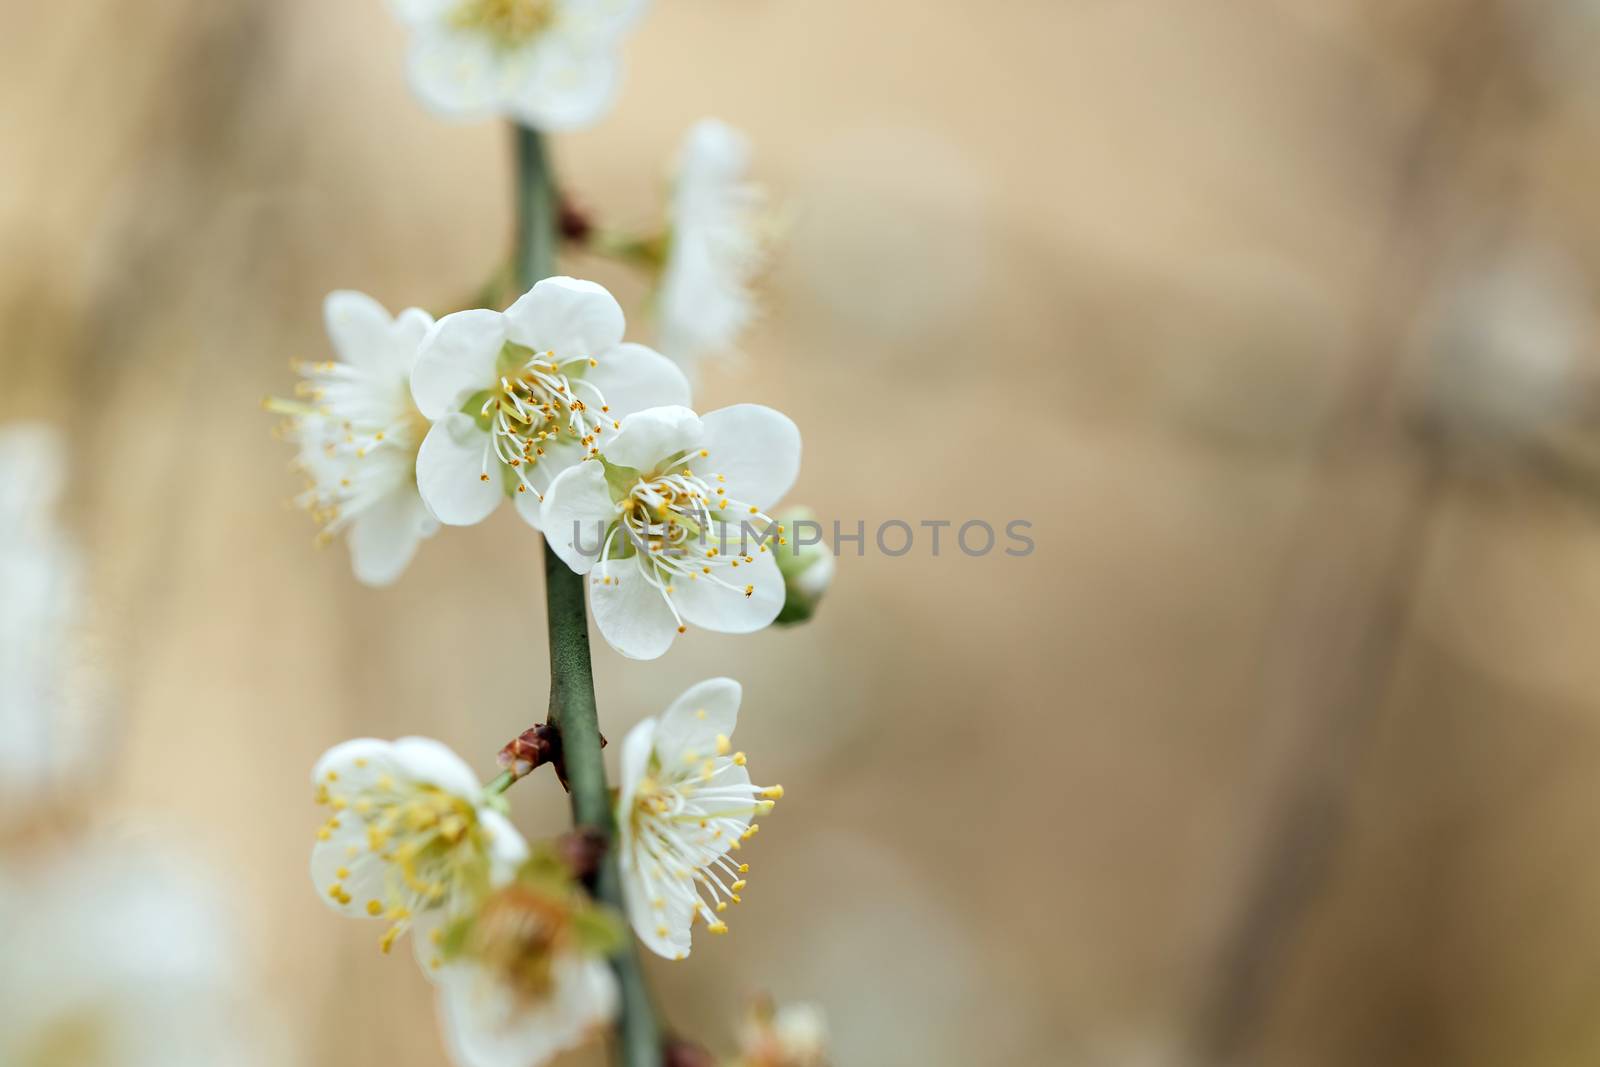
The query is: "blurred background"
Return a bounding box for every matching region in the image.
[8,0,1600,1064]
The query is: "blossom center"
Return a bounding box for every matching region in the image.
[477,344,614,496]
[316,771,487,953]
[450,0,556,47]
[594,460,779,630]
[469,885,571,1002]
[628,751,781,944]
[268,360,428,544]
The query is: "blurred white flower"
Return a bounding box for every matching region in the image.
[391,0,650,130]
[657,118,768,377]
[412,276,689,529]
[542,404,800,659]
[0,422,97,825]
[738,999,830,1067]
[0,844,266,1067]
[310,736,527,968]
[269,291,439,586]
[435,858,621,1067]
[616,678,781,958]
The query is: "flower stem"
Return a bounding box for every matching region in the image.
[514,122,664,1067]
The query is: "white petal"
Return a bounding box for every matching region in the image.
[391,736,482,797]
[590,555,680,660]
[583,342,691,419]
[600,406,702,473]
[411,905,451,979]
[504,277,625,358]
[389,306,436,376]
[389,0,456,25]
[620,853,693,960]
[347,487,432,586]
[312,738,396,788]
[413,309,507,419]
[310,825,388,917]
[698,404,801,511]
[416,414,503,526]
[677,117,750,184]
[406,30,506,122]
[652,678,741,765]
[672,536,784,634]
[437,955,616,1067]
[324,290,397,375]
[540,461,617,573]
[616,717,657,812]
[558,0,652,40]
[508,41,620,132]
[478,809,530,880]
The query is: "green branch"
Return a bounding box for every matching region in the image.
[514,123,663,1067]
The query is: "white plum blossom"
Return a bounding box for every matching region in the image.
[0,844,267,1067]
[435,858,621,1067]
[311,736,528,968]
[657,118,768,376]
[542,404,801,659]
[270,291,439,586]
[738,1000,831,1067]
[391,0,650,130]
[0,423,99,826]
[616,678,782,958]
[412,277,689,529]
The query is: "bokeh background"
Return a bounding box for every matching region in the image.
[8,1,1600,1064]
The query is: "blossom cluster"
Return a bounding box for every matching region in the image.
[297,4,833,1066]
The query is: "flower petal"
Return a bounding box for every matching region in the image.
[312,738,397,789]
[540,460,617,573]
[503,277,625,358]
[620,853,694,960]
[438,955,617,1067]
[406,30,505,122]
[411,905,451,979]
[391,736,483,797]
[413,309,507,419]
[310,823,388,918]
[388,0,457,26]
[511,435,589,530]
[478,809,530,882]
[508,41,620,132]
[591,555,680,660]
[416,414,503,526]
[617,717,657,813]
[389,306,436,376]
[583,342,691,419]
[558,0,652,41]
[347,487,433,587]
[600,406,703,473]
[671,535,784,634]
[698,404,801,511]
[324,290,397,375]
[652,678,741,766]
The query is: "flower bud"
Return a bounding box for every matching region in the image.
[773,507,833,625]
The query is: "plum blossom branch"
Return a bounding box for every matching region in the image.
[516,122,664,1067]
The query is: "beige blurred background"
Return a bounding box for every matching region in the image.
[9,0,1600,1064]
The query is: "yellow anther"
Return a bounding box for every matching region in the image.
[336,867,350,880]
[732,879,747,891]
[715,734,731,755]
[708,921,729,935]
[715,901,728,913]
[733,753,747,766]
[762,785,784,800]
[366,900,384,916]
